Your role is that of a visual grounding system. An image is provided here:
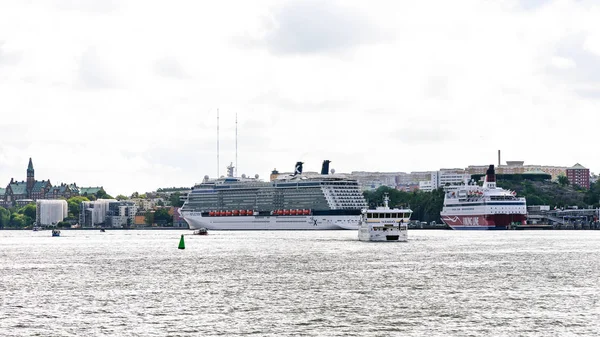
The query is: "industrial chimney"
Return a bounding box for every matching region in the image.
[498,150,501,167]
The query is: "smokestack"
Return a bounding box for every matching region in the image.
[498,150,501,167]
[486,165,496,183]
[321,160,331,175]
[293,162,303,176]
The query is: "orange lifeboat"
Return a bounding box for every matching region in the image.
[247,210,253,216]
[275,210,282,215]
[209,211,215,216]
[283,209,290,215]
[303,209,310,215]
[233,210,239,216]
[291,209,297,215]
[219,211,225,216]
[225,211,232,216]
[240,210,247,216]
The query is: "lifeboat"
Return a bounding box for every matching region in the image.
[303,209,310,215]
[291,209,297,215]
[226,211,232,216]
[283,209,290,215]
[209,211,215,216]
[247,210,253,216]
[219,211,225,216]
[233,210,239,216]
[275,210,282,215]
[240,210,247,216]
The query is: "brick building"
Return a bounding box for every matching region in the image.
[566,163,590,189]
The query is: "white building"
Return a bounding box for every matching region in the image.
[105,201,137,228]
[36,200,68,226]
[79,199,116,227]
[418,169,471,192]
[439,169,470,187]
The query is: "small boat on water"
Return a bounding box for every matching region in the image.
[193,228,208,235]
[33,227,39,232]
[52,229,61,237]
[358,193,411,242]
[100,228,106,232]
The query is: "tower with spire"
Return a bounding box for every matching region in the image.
[26,158,34,198]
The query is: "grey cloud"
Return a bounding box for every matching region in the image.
[389,127,456,145]
[251,91,348,113]
[55,0,117,13]
[77,47,115,89]
[519,0,553,11]
[154,57,189,79]
[548,34,600,98]
[241,0,385,55]
[0,42,22,66]
[425,76,449,99]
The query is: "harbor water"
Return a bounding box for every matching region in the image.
[1,230,600,336]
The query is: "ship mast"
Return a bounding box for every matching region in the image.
[235,113,238,177]
[217,108,220,178]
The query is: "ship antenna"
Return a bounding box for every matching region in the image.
[217,108,220,178]
[235,113,238,177]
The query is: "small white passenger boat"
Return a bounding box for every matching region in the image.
[52,229,61,237]
[358,193,412,242]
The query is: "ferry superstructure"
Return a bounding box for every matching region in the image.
[180,161,368,230]
[358,193,411,242]
[440,165,527,230]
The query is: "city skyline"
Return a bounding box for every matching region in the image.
[1,0,600,196]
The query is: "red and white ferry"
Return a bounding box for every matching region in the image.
[440,165,527,230]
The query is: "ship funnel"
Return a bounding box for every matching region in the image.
[294,162,304,176]
[485,165,496,183]
[321,160,331,175]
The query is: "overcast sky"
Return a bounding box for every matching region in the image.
[1,0,600,196]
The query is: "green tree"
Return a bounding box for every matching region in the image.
[131,192,139,198]
[67,196,90,218]
[144,211,154,226]
[558,175,569,187]
[169,192,185,207]
[95,188,113,199]
[20,203,36,220]
[0,207,10,229]
[115,194,128,201]
[154,208,172,224]
[9,213,30,228]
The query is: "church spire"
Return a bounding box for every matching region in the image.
[27,157,35,198]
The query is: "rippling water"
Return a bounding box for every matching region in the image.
[1,229,600,336]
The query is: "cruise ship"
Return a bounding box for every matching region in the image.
[440,165,527,230]
[179,160,368,230]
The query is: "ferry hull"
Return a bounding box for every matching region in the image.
[358,227,408,241]
[441,214,527,230]
[181,213,361,230]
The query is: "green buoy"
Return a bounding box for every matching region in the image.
[178,234,185,249]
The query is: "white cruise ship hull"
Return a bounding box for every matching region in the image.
[182,213,361,230]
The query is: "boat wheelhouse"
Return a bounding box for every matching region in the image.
[358,193,411,242]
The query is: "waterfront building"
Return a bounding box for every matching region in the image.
[566,163,590,189]
[79,187,104,197]
[418,169,471,192]
[45,183,78,199]
[36,200,68,226]
[79,199,116,227]
[2,158,85,204]
[105,201,137,228]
